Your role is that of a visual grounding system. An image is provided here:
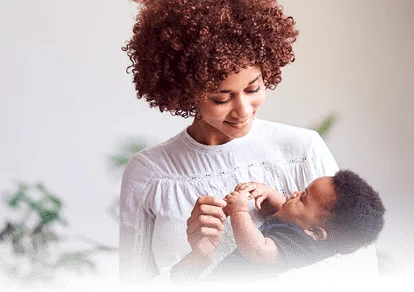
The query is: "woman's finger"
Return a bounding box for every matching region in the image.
[187,204,227,231]
[187,214,224,235]
[192,196,227,210]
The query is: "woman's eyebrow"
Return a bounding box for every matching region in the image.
[219,74,262,93]
[248,74,262,85]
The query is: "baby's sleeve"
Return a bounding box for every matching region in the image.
[119,154,158,283]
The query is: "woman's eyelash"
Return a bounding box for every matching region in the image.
[212,86,261,104]
[247,86,261,93]
[213,99,230,105]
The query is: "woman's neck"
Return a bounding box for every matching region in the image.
[187,119,233,146]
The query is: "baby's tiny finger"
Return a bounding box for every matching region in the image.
[250,190,258,197]
[235,183,246,191]
[255,197,265,210]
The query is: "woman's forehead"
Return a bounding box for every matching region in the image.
[217,66,262,89]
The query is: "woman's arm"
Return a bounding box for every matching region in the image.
[170,196,227,283]
[119,158,159,283]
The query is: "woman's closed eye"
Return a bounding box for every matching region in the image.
[245,86,261,94]
[211,86,261,104]
[212,98,231,105]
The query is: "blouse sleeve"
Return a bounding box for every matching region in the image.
[119,154,159,283]
[309,131,339,176]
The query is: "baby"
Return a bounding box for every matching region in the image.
[207,170,385,282]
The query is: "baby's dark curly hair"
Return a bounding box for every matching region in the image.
[324,170,385,255]
[122,0,298,118]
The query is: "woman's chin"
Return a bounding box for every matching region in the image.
[224,122,253,139]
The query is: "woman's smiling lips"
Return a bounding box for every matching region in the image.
[225,117,252,129]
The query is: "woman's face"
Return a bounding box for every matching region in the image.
[188,66,265,145]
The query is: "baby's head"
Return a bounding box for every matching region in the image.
[275,170,385,254]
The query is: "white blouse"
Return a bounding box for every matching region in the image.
[119,118,378,283]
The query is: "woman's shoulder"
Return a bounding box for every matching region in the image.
[123,130,188,179]
[256,119,321,148]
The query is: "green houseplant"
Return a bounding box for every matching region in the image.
[0,183,117,290]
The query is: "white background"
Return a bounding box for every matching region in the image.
[0,0,413,283]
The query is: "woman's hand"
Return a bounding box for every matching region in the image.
[186,196,227,261]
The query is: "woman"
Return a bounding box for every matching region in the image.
[120,0,377,284]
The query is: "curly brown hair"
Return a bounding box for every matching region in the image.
[123,0,299,118]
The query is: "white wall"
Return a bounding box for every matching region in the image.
[0,0,413,280]
[272,0,414,276]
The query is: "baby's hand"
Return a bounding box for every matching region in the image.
[234,182,273,210]
[223,191,249,216]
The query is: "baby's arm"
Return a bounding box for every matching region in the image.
[223,191,280,263]
[234,182,285,217]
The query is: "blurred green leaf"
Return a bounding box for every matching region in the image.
[8,190,25,208]
[27,199,43,214]
[1,181,117,285]
[315,115,335,137]
[39,210,59,225]
[34,183,45,192]
[108,138,149,174]
[46,194,62,209]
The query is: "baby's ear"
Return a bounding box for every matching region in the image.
[304,226,327,241]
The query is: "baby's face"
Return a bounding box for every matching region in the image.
[275,177,337,230]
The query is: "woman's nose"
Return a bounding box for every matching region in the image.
[230,94,253,119]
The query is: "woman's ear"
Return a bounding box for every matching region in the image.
[304,226,327,241]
